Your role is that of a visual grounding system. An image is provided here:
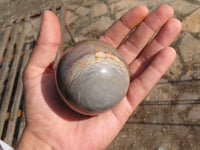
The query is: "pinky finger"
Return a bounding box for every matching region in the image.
[127,47,176,108]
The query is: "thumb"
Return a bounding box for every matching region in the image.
[24,10,60,79]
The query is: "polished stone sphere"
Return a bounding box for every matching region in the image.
[55,39,130,115]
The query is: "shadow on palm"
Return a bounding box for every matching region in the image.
[40,64,91,122]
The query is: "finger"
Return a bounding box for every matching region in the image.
[100,5,149,48]
[24,11,60,79]
[119,4,174,64]
[110,47,176,123]
[129,18,182,79]
[127,47,176,108]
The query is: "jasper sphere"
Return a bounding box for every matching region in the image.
[56,40,130,115]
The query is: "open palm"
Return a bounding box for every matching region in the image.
[16,5,181,150]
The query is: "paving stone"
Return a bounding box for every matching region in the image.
[74,16,89,28]
[107,122,197,149]
[146,80,200,102]
[107,0,121,4]
[161,53,183,82]
[81,16,114,38]
[179,33,200,63]
[66,11,79,25]
[170,0,199,15]
[76,35,88,42]
[180,61,200,81]
[186,105,200,122]
[115,8,129,20]
[69,0,83,3]
[64,31,72,42]
[91,3,108,18]
[67,4,79,10]
[182,8,200,33]
[110,0,133,13]
[129,0,174,11]
[76,6,90,16]
[82,0,99,6]
[92,16,114,32]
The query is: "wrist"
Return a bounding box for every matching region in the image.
[15,127,53,150]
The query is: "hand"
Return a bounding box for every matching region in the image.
[16,5,181,150]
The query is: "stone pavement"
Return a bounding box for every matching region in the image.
[0,0,200,149]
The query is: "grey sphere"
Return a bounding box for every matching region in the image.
[56,39,130,115]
